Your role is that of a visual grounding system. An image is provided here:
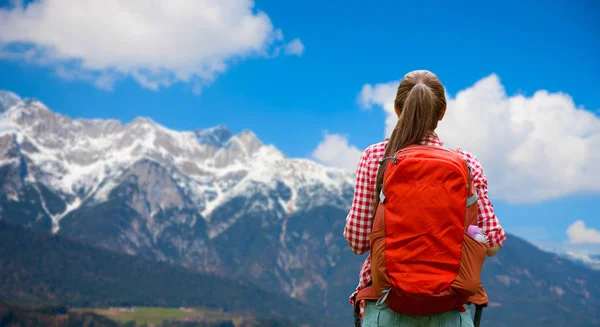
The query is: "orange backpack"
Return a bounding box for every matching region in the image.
[354,144,489,316]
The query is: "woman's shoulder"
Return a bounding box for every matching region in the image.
[354,142,387,173]
[362,141,387,158]
[453,146,485,175]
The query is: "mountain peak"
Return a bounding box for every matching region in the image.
[194,125,234,148]
[128,116,157,126]
[235,129,263,154]
[2,96,53,130]
[0,91,22,113]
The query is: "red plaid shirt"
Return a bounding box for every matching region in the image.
[344,132,506,316]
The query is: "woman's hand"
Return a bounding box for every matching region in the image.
[486,245,500,257]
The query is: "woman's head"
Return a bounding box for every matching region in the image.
[393,70,446,131]
[372,70,447,215]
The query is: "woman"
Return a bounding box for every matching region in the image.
[344,70,506,326]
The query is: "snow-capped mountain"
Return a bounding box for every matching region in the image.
[0,90,358,305]
[0,91,352,230]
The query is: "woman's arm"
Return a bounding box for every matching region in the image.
[344,147,376,255]
[460,150,507,253]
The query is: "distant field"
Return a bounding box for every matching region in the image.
[71,306,244,325]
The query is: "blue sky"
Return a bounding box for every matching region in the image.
[0,0,599,248]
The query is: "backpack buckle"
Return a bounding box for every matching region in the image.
[375,288,392,308]
[392,150,406,164]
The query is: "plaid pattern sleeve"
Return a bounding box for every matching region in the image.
[457,149,506,247]
[343,142,387,255]
[343,142,386,314]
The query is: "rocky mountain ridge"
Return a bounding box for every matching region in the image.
[0,90,358,311]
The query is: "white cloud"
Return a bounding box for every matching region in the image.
[358,81,400,138]
[567,220,600,244]
[312,133,362,172]
[352,74,600,204]
[0,0,301,91]
[283,38,304,56]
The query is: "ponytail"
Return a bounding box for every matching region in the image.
[372,71,446,217]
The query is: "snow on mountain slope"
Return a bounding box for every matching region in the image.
[562,252,600,270]
[0,90,354,236]
[542,244,600,271]
[0,91,21,113]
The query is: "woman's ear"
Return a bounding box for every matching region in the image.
[438,107,446,121]
[394,105,401,117]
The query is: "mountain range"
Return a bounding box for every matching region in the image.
[0,90,358,321]
[1,90,599,326]
[0,219,319,327]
